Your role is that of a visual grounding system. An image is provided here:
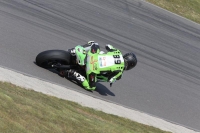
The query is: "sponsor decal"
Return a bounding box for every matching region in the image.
[90,56,98,70]
[94,63,97,70]
[99,56,106,67]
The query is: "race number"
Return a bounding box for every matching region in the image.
[113,55,121,64]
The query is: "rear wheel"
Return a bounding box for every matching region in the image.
[36,50,71,68]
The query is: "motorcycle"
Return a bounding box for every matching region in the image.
[36,44,137,88]
[35,45,110,82]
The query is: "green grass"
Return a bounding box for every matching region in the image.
[146,0,200,24]
[0,81,170,133]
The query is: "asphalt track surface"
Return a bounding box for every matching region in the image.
[0,0,200,131]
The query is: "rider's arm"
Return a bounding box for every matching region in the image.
[96,75,108,82]
[108,70,123,83]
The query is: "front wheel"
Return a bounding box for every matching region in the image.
[36,50,71,68]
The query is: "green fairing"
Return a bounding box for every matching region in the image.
[96,75,108,82]
[86,48,124,82]
[76,45,124,90]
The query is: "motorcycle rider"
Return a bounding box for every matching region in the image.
[61,41,137,91]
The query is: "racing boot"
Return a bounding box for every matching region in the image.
[67,70,94,90]
[68,48,76,56]
[62,70,86,83]
[60,69,94,90]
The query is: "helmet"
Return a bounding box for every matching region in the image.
[123,52,137,70]
[75,45,87,65]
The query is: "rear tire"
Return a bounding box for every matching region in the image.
[36,50,71,68]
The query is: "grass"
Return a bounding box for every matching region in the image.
[0,81,170,133]
[146,0,200,24]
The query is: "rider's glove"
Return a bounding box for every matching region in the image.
[109,77,116,87]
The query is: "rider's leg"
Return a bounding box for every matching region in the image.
[63,70,96,90]
[69,48,76,56]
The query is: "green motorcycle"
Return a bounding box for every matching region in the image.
[36,44,137,89]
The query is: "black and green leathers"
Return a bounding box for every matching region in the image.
[69,43,125,90]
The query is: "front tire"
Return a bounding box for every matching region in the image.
[36,50,71,68]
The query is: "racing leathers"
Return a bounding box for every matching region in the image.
[67,42,125,90]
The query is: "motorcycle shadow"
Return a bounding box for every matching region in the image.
[52,69,115,96]
[95,83,115,96]
[67,79,115,96]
